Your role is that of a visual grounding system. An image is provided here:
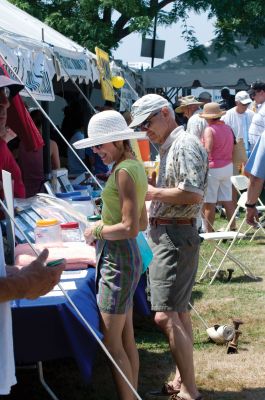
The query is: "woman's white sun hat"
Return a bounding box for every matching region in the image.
[73,110,146,149]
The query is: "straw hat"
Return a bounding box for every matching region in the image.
[199,102,226,119]
[73,110,146,149]
[175,95,203,113]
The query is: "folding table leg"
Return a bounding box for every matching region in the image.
[37,361,60,400]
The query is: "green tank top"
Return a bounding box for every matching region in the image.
[101,159,147,225]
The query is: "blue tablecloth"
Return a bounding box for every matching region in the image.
[12,267,150,383]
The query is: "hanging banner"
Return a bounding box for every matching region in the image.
[53,46,93,83]
[95,47,115,102]
[119,87,138,112]
[0,41,55,101]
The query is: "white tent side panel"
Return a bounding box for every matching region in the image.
[0,0,99,92]
[142,39,265,89]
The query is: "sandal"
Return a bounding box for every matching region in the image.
[162,382,180,395]
[170,395,203,400]
[147,382,180,397]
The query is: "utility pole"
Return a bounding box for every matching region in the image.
[151,0,158,68]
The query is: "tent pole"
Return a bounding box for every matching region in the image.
[151,0,158,68]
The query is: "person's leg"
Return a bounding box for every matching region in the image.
[100,312,135,400]
[222,200,236,229]
[203,202,216,232]
[154,311,200,400]
[219,164,236,229]
[122,307,139,389]
[203,168,220,232]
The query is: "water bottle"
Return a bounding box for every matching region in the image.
[34,219,62,245]
[60,222,81,242]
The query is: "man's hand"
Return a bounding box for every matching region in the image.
[148,171,156,187]
[145,184,158,201]
[246,206,259,227]
[20,249,65,299]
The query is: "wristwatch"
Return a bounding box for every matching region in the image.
[245,203,256,208]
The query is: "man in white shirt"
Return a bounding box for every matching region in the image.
[185,92,212,139]
[222,90,254,157]
[175,95,203,133]
[248,81,265,151]
[222,90,254,210]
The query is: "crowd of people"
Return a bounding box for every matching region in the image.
[1,72,265,400]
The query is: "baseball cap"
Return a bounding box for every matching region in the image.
[251,81,265,91]
[129,94,170,128]
[235,91,252,105]
[198,91,212,101]
[0,75,24,97]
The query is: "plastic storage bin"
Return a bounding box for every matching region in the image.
[72,184,92,196]
[60,222,81,242]
[71,196,95,217]
[55,191,81,203]
[34,219,62,245]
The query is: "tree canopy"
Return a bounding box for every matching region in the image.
[9,0,265,62]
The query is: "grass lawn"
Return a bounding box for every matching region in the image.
[6,214,265,400]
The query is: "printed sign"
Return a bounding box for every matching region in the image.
[53,46,93,83]
[95,47,115,102]
[0,41,55,101]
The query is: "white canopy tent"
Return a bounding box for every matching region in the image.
[142,38,265,89]
[0,0,100,101]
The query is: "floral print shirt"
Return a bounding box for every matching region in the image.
[149,126,208,218]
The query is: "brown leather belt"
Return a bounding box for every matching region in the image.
[149,217,196,226]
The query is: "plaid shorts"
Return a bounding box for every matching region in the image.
[148,224,201,312]
[96,239,142,314]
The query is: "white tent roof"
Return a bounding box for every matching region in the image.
[0,0,99,100]
[142,38,265,89]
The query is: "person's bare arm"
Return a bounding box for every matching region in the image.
[50,140,60,170]
[202,127,214,154]
[246,175,265,226]
[0,249,65,302]
[139,203,148,231]
[146,185,202,204]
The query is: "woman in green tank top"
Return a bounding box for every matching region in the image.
[73,110,148,400]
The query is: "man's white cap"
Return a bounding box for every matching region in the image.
[235,91,252,105]
[129,94,170,128]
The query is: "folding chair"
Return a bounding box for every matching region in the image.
[199,200,257,284]
[235,191,265,242]
[231,175,265,206]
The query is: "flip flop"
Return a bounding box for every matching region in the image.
[170,395,203,400]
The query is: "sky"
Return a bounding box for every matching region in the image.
[113,11,216,68]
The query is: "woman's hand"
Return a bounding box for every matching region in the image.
[84,226,95,245]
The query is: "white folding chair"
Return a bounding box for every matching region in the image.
[231,175,265,206]
[236,192,265,242]
[199,200,257,284]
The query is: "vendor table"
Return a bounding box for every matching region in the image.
[11,267,150,397]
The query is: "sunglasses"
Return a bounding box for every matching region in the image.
[0,86,11,100]
[91,144,103,150]
[141,110,160,129]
